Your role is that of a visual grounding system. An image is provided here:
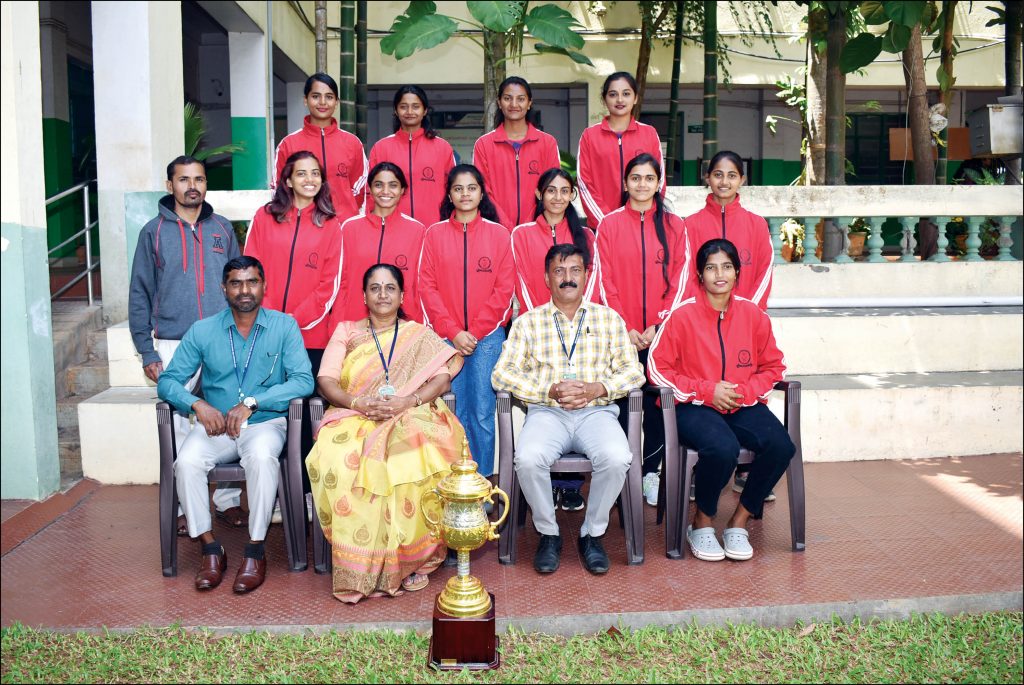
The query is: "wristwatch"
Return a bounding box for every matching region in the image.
[242,396,258,411]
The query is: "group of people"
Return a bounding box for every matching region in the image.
[129,69,794,603]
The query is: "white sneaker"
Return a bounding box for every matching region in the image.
[642,472,660,507]
[270,501,282,525]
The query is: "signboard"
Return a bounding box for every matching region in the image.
[687,124,703,133]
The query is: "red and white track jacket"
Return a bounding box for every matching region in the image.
[367,128,457,227]
[472,124,561,229]
[648,292,786,413]
[510,214,599,311]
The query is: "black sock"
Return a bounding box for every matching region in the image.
[202,541,223,556]
[244,542,265,560]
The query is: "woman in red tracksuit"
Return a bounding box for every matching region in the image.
[418,164,514,477]
[684,150,773,310]
[577,72,665,230]
[273,72,367,221]
[511,168,598,312]
[332,162,426,330]
[244,150,342,374]
[472,76,561,229]
[595,152,690,504]
[648,238,794,563]
[367,85,456,228]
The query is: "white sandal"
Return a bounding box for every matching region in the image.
[722,527,754,561]
[686,525,725,562]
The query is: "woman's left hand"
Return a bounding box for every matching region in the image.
[362,394,415,422]
[640,325,658,347]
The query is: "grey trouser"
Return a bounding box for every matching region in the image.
[514,404,631,538]
[174,417,286,541]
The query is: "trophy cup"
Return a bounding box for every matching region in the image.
[421,438,509,670]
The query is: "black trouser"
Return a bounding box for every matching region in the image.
[675,402,795,519]
[615,348,665,476]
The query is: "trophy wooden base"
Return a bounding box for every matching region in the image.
[427,592,499,670]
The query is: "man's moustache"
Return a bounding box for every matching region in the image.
[559,281,578,289]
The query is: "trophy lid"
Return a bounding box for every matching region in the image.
[435,438,492,502]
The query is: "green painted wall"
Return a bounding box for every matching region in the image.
[43,117,79,258]
[125,191,165,273]
[754,159,803,186]
[230,116,267,190]
[1,221,60,500]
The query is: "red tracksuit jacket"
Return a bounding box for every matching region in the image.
[472,124,561,229]
[330,211,426,329]
[577,117,665,229]
[367,128,457,228]
[648,292,786,413]
[418,213,515,341]
[510,215,599,311]
[683,193,774,310]
[243,206,343,349]
[595,204,691,334]
[273,116,368,221]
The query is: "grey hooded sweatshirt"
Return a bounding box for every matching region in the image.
[129,195,240,366]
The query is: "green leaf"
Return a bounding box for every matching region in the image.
[380,12,457,60]
[936,64,956,92]
[524,4,585,50]
[840,33,883,72]
[858,1,888,25]
[881,23,911,52]
[534,43,594,66]
[883,0,925,26]
[932,34,942,53]
[984,5,1006,27]
[467,1,524,33]
[406,1,436,20]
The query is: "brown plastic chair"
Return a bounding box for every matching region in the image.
[157,398,307,576]
[495,388,645,566]
[306,392,457,574]
[657,381,806,559]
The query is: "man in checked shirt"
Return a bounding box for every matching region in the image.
[492,244,644,575]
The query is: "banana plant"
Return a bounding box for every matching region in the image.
[184,102,244,161]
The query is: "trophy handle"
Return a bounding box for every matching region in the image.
[420,489,443,539]
[486,486,510,540]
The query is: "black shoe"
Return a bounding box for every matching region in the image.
[533,534,563,574]
[578,534,609,574]
[560,488,585,511]
[551,487,562,508]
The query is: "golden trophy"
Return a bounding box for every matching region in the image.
[421,438,509,670]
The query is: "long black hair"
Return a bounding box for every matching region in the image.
[696,238,741,284]
[362,263,408,320]
[438,164,502,225]
[493,76,542,129]
[391,85,438,139]
[533,168,591,268]
[621,153,670,296]
[266,151,336,226]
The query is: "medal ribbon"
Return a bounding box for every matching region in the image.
[553,309,586,367]
[370,319,400,386]
[228,324,261,401]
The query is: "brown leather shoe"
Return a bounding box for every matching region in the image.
[194,548,227,591]
[232,556,267,594]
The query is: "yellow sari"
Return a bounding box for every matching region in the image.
[306,320,465,603]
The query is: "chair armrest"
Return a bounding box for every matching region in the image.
[441,392,456,414]
[308,396,325,433]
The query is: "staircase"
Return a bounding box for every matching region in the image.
[50,301,109,483]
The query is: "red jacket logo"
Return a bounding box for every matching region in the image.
[739,247,752,266]
[336,162,349,179]
[395,254,409,270]
[736,349,753,368]
[421,167,436,182]
[477,256,492,273]
[528,160,541,175]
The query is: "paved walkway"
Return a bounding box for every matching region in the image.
[2,454,1021,634]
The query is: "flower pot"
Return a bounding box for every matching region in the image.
[848,232,866,257]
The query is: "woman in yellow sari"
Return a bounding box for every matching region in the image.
[307,263,465,603]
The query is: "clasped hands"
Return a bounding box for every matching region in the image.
[352,394,414,422]
[192,399,252,438]
[712,381,744,413]
[628,325,658,350]
[548,380,605,410]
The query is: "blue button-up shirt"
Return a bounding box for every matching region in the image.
[158,307,313,423]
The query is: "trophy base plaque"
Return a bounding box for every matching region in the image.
[428,593,499,670]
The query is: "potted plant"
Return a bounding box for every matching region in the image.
[779,218,805,262]
[847,217,871,257]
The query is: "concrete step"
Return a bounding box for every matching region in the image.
[61,360,110,398]
[79,387,162,484]
[87,329,107,362]
[771,306,1023,375]
[57,426,82,482]
[107,321,153,388]
[56,397,87,430]
[50,302,104,376]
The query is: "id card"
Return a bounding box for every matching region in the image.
[561,372,577,380]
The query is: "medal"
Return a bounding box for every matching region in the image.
[370,318,400,398]
[378,385,396,397]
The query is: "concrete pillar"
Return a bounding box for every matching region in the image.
[1,1,60,500]
[229,31,268,189]
[92,1,184,323]
[286,80,306,135]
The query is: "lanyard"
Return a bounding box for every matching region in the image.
[553,309,586,367]
[370,319,400,385]
[228,324,261,401]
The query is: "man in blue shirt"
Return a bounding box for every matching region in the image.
[159,256,313,593]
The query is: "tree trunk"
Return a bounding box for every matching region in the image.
[483,29,506,134]
[902,24,935,184]
[356,0,367,144]
[1005,0,1023,185]
[634,4,670,119]
[805,5,827,185]
[824,8,845,185]
[339,1,356,131]
[314,1,327,73]
[702,0,718,167]
[666,2,684,184]
[936,0,957,184]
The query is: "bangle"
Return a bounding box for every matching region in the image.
[413,393,423,407]
[352,396,362,409]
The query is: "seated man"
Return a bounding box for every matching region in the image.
[491,244,644,575]
[158,256,313,593]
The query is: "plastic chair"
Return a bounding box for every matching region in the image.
[657,381,806,559]
[306,392,457,574]
[495,388,645,566]
[157,398,307,576]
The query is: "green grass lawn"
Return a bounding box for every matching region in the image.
[2,612,1020,683]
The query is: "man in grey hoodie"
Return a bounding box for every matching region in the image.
[129,155,245,531]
